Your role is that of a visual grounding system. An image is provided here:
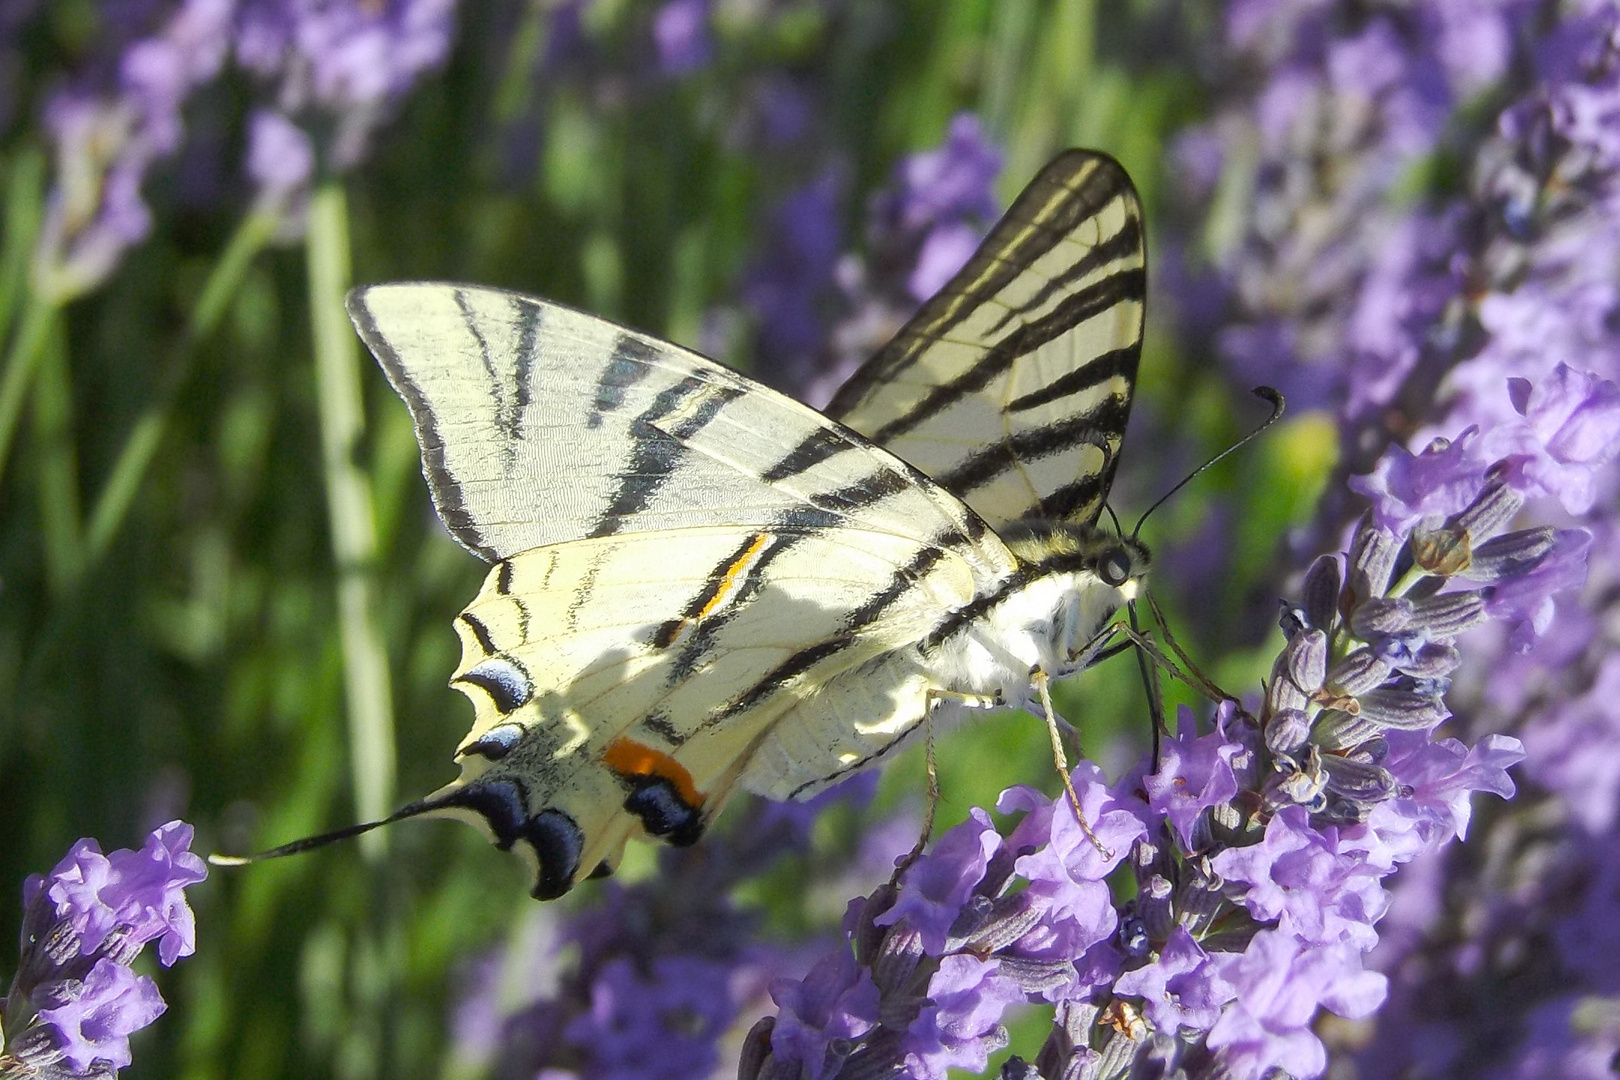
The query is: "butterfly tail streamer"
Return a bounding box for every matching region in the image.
[206,797,447,866]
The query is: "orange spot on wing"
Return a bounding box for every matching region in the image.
[603,737,705,809]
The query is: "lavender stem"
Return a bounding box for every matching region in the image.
[306,179,397,849]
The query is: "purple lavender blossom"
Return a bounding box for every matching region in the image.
[236,0,460,172]
[35,0,235,300]
[744,114,1003,401]
[742,452,1575,1080]
[33,959,168,1074]
[767,947,879,1080]
[1,822,206,1078]
[1142,706,1242,850]
[32,0,462,295]
[1204,931,1386,1080]
[565,956,737,1080]
[741,172,846,392]
[245,107,315,208]
[652,0,713,76]
[447,786,888,1080]
[1112,926,1231,1033]
[1174,2,1620,1073]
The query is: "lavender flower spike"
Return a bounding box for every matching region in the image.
[747,446,1578,1080]
[1,822,206,1079]
[35,0,235,300]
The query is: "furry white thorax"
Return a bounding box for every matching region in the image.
[922,568,1142,716]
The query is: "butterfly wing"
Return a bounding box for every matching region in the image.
[826,150,1146,529]
[430,524,978,898]
[348,284,998,565]
[346,285,1023,897]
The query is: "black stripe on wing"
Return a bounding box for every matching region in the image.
[588,378,745,539]
[863,265,1144,446]
[825,150,1146,530]
[349,291,498,562]
[828,152,1137,410]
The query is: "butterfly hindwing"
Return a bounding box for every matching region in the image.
[827,150,1145,529]
[435,525,979,897]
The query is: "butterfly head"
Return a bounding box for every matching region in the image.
[998,522,1150,672]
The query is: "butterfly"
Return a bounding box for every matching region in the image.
[337,150,1147,899]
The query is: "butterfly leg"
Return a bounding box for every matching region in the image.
[890,688,1007,880]
[891,703,944,884]
[1033,669,1113,859]
[1142,589,1235,703]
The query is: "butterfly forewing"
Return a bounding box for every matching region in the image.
[348,285,999,566]
[826,150,1145,529]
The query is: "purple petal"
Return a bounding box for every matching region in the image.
[35,958,168,1073]
[907,222,980,301]
[768,949,880,1080]
[1206,931,1387,1080]
[1114,926,1236,1033]
[901,955,1021,1080]
[43,839,118,957]
[1483,528,1591,651]
[1349,429,1489,534]
[874,808,1001,953]
[1142,708,1242,850]
[653,0,713,75]
[102,821,208,966]
[247,109,315,203]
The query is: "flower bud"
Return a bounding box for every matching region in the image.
[1265,708,1314,755]
[1321,754,1397,802]
[1302,554,1343,633]
[1348,517,1400,602]
[1466,527,1555,582]
[1358,687,1449,729]
[1327,647,1393,697]
[1450,475,1524,541]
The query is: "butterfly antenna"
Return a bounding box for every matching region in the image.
[207,800,436,866]
[1131,386,1285,540]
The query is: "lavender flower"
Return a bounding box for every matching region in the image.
[742,113,1004,402]
[236,0,460,177]
[245,107,315,211]
[449,783,885,1080]
[1172,2,1620,1073]
[1,822,207,1078]
[652,0,713,77]
[30,0,463,296]
[34,0,235,301]
[743,455,1578,1080]
[741,172,846,393]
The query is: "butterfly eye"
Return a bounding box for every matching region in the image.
[1099,549,1133,588]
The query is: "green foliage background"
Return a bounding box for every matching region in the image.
[0,3,1335,1077]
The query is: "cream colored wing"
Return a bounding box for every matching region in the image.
[347,284,999,569]
[420,524,977,899]
[826,151,1145,529]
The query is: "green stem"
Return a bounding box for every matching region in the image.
[32,313,81,592]
[306,180,397,854]
[83,208,279,567]
[0,147,46,353]
[0,293,58,485]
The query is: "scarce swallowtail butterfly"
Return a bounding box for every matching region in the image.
[327,150,1148,899]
